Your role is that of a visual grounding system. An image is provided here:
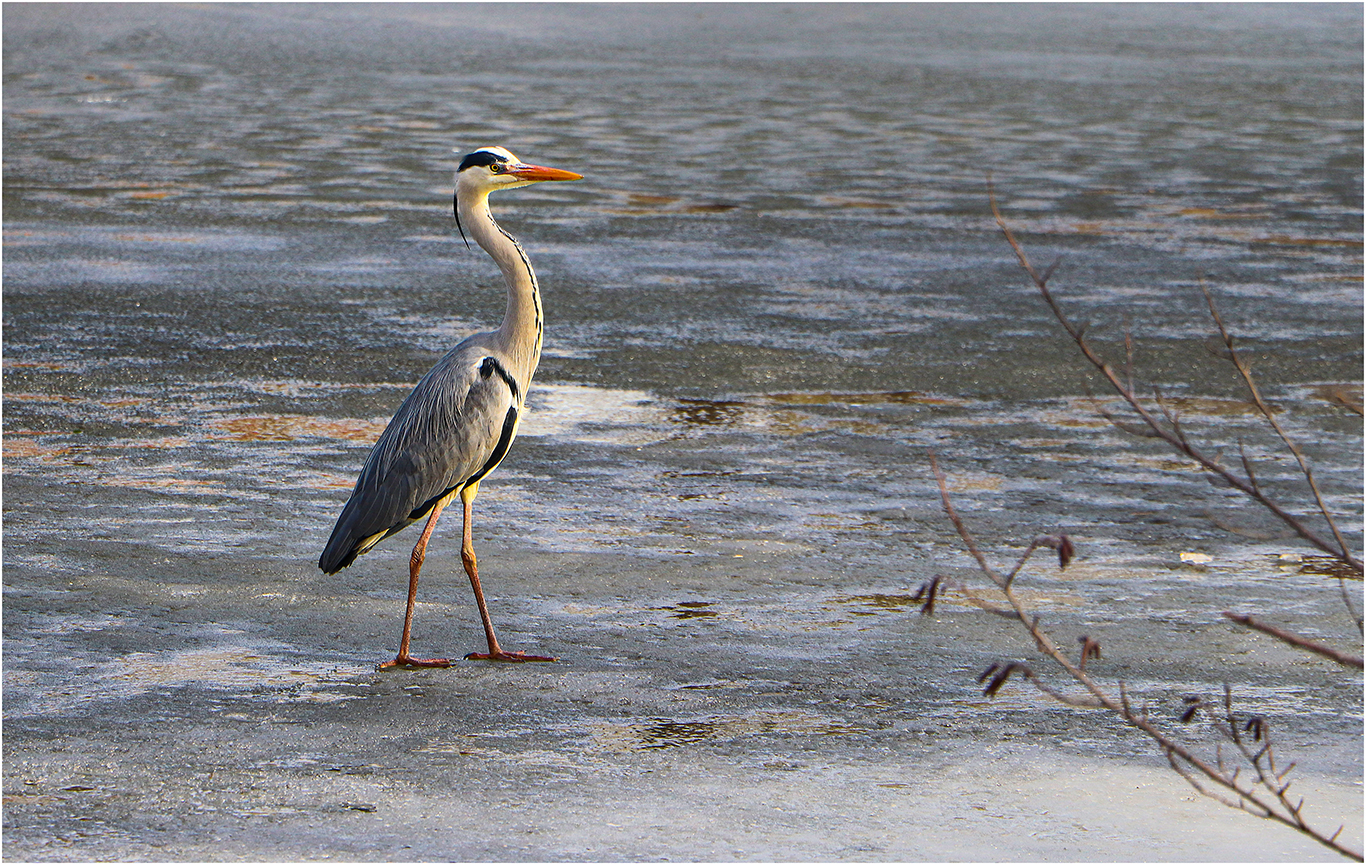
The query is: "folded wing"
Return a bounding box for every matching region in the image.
[319,344,520,574]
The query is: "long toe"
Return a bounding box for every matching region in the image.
[379,655,452,669]
[464,650,557,663]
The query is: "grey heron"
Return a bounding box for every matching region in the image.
[319,146,581,668]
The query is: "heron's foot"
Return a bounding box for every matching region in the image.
[379,655,452,670]
[464,649,557,663]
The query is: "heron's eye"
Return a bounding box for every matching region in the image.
[489,163,505,174]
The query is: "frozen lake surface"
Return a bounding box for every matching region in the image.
[3,3,1361,860]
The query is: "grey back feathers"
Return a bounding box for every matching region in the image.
[318,343,520,574]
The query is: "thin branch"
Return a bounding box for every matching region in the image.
[929,449,1007,589]
[1201,509,1294,541]
[1238,442,1263,495]
[932,451,1362,860]
[915,573,1022,620]
[1223,612,1364,669]
[988,185,1362,575]
[1201,283,1358,570]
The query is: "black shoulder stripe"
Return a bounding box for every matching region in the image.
[464,405,519,490]
[479,356,521,402]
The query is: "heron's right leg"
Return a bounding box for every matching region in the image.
[459,482,556,663]
[379,499,452,669]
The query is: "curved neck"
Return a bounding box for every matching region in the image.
[456,187,543,387]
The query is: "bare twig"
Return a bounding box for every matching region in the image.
[915,573,1021,620]
[1004,534,1073,587]
[977,660,1104,707]
[944,187,1362,858]
[1223,612,1364,669]
[1202,509,1294,541]
[931,452,1362,860]
[1201,284,1358,574]
[987,182,1363,576]
[1314,385,1364,417]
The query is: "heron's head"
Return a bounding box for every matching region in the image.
[455,146,582,195]
[453,146,580,248]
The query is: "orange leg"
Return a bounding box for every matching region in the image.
[379,499,452,670]
[460,483,556,663]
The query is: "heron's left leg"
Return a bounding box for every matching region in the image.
[459,482,556,663]
[379,499,452,669]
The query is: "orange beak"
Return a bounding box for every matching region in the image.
[508,163,583,182]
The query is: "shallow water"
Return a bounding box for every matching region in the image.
[3,3,1362,860]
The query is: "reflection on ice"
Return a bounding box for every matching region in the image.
[521,383,666,444]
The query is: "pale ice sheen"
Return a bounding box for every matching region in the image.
[521,382,668,444]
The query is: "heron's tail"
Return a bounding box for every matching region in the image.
[318,447,427,573]
[319,524,361,574]
[319,490,407,574]
[319,497,372,574]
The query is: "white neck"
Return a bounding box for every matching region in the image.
[455,186,543,391]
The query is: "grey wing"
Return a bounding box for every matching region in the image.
[319,346,520,574]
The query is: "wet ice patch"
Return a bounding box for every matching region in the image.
[521,383,669,445]
[4,630,374,718]
[583,709,866,753]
